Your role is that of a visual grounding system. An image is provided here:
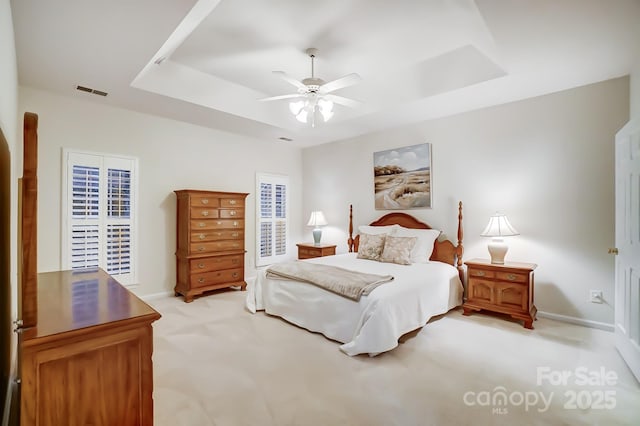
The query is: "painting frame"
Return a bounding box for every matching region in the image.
[373,143,432,210]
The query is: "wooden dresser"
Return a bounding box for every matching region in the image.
[20,268,161,426]
[174,190,249,302]
[463,258,537,329]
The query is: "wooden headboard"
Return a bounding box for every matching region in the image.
[347,202,464,282]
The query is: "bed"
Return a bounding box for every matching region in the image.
[246,203,464,356]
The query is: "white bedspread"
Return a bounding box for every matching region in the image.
[246,253,463,356]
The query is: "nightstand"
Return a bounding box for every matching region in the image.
[463,258,537,329]
[296,243,336,259]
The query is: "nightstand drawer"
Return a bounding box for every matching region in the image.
[299,247,322,257]
[468,269,495,279]
[496,271,528,283]
[296,243,336,259]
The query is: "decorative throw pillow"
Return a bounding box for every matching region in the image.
[380,236,417,265]
[393,227,441,263]
[357,233,387,261]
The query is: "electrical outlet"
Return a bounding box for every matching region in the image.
[589,290,603,303]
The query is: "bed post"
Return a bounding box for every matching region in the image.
[347,204,354,252]
[456,201,464,284]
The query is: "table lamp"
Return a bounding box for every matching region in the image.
[480,212,519,264]
[307,211,328,245]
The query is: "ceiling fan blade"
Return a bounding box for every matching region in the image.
[319,73,362,94]
[273,71,308,91]
[323,94,363,109]
[259,94,304,102]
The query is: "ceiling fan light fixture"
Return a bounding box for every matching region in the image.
[295,109,308,123]
[289,100,305,116]
[318,98,334,121]
[292,97,334,126]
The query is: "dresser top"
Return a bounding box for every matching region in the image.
[23,268,160,342]
[464,257,537,271]
[174,189,248,198]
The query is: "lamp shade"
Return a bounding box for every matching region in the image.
[480,212,519,264]
[307,211,328,227]
[480,213,519,237]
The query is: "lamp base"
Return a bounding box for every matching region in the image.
[487,238,508,264]
[312,228,322,246]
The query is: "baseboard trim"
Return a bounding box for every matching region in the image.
[140,291,174,301]
[139,277,257,302]
[537,310,614,332]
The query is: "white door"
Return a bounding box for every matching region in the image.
[614,118,640,382]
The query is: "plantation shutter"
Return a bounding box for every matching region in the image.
[106,167,132,276]
[62,150,138,286]
[70,163,100,269]
[256,173,289,266]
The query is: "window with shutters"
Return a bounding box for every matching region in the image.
[256,173,289,267]
[62,150,138,286]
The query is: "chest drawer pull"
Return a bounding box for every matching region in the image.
[197,263,205,269]
[201,199,209,205]
[233,221,238,227]
[230,199,236,205]
[202,211,209,217]
[475,271,485,277]
[198,278,205,283]
[198,222,205,228]
[232,272,239,278]
[198,246,205,252]
[230,210,237,216]
[507,274,517,281]
[231,232,239,237]
[217,221,222,225]
[198,234,206,240]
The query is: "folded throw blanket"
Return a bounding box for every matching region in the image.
[266,261,394,301]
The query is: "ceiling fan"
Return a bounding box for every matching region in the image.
[260,48,362,126]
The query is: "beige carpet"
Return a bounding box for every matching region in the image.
[149,290,640,426]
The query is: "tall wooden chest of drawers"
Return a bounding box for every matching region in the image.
[174,190,248,302]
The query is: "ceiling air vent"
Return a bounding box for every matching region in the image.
[278,137,293,142]
[76,85,108,97]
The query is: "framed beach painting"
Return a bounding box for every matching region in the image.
[373,143,432,210]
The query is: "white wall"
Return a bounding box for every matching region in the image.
[0,1,17,143]
[631,58,640,119]
[302,77,629,325]
[19,87,304,297]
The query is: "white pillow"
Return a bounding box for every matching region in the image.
[358,224,399,236]
[393,226,441,263]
